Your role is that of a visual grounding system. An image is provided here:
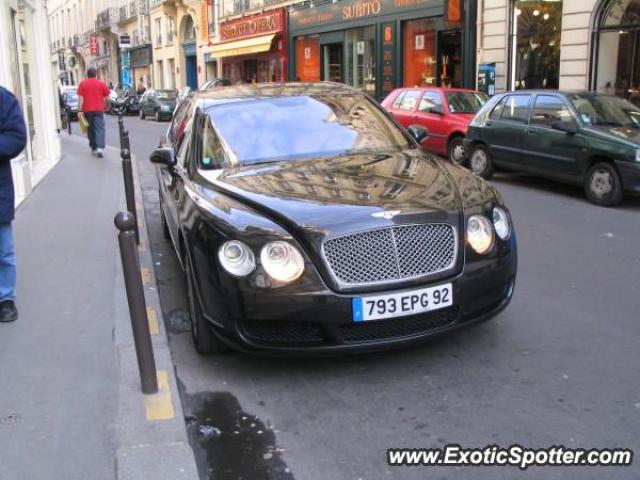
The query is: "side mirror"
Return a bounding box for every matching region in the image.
[150,147,176,168]
[407,125,429,144]
[551,120,578,135]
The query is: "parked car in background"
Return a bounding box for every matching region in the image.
[139,89,178,121]
[200,78,231,90]
[382,87,488,165]
[464,91,640,207]
[150,83,517,355]
[62,88,79,120]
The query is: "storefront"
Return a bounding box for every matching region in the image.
[129,44,152,90]
[289,0,476,99]
[592,0,640,105]
[211,9,287,84]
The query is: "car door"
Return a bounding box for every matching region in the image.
[414,90,448,155]
[160,99,194,241]
[524,94,583,178]
[389,90,419,128]
[483,94,532,168]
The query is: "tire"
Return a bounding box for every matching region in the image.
[184,255,228,354]
[139,108,145,120]
[448,136,466,166]
[155,110,161,122]
[584,162,623,207]
[469,144,495,179]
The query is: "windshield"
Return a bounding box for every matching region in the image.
[447,92,488,114]
[65,92,78,100]
[207,94,412,165]
[569,94,640,128]
[157,90,177,100]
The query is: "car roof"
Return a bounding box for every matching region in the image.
[493,90,604,96]
[193,82,365,108]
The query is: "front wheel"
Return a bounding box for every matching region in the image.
[470,144,495,179]
[184,256,228,354]
[139,108,146,120]
[448,136,466,166]
[584,162,623,207]
[155,110,161,122]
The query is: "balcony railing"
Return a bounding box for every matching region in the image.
[149,0,171,8]
[96,7,117,30]
[220,0,284,18]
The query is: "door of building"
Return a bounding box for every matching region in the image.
[185,55,197,89]
[322,44,342,83]
[437,30,462,88]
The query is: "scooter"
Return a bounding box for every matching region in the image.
[109,93,140,116]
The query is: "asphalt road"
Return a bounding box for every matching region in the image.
[99,114,640,480]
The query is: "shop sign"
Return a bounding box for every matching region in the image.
[219,10,284,43]
[444,0,462,25]
[290,0,437,31]
[199,0,210,43]
[381,21,395,97]
[90,35,99,56]
[119,34,131,50]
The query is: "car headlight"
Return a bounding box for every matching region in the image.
[467,215,494,255]
[260,241,305,283]
[218,240,255,276]
[492,207,511,240]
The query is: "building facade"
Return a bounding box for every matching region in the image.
[1,0,61,206]
[478,0,640,103]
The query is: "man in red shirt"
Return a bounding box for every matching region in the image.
[77,67,110,157]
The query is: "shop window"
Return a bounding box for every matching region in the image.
[531,95,572,127]
[499,95,532,123]
[510,0,562,90]
[595,0,640,105]
[398,90,421,111]
[345,27,376,94]
[295,36,320,82]
[403,18,437,87]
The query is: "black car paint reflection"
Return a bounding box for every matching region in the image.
[151,83,517,355]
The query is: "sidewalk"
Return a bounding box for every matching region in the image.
[0,134,197,479]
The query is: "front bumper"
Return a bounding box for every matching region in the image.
[616,160,640,193]
[205,241,517,356]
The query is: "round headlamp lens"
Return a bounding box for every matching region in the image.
[218,240,255,276]
[492,207,511,240]
[260,241,305,283]
[467,215,494,255]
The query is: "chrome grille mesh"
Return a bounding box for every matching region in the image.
[323,224,456,285]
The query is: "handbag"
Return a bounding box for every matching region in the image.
[78,113,89,134]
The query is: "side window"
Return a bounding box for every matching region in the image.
[201,117,226,170]
[398,90,421,111]
[489,97,507,120]
[175,125,192,168]
[531,95,573,127]
[392,91,406,109]
[168,100,193,149]
[500,95,532,123]
[418,91,443,112]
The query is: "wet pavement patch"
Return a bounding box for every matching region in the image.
[165,308,192,334]
[183,391,294,480]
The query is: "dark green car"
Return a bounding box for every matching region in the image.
[463,91,640,206]
[139,89,178,122]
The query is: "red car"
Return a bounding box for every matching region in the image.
[382,88,489,165]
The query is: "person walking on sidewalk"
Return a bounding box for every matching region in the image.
[0,86,27,323]
[77,67,110,158]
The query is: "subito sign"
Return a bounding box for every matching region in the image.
[199,0,209,43]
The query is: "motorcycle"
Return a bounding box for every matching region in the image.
[109,92,140,116]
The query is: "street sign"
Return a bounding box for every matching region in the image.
[90,35,99,56]
[119,34,131,49]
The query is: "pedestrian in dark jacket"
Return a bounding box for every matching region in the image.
[0,86,27,322]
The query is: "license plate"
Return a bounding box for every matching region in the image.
[352,283,453,322]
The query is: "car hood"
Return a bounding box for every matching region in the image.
[584,126,640,147]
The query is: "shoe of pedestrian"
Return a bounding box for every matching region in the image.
[96,148,104,158]
[0,300,18,323]
[91,148,97,155]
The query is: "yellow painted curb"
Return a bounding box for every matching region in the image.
[138,241,146,253]
[147,307,160,335]
[144,371,175,421]
[141,267,151,285]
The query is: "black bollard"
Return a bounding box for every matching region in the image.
[118,115,124,150]
[114,211,158,394]
[66,108,72,135]
[120,130,140,244]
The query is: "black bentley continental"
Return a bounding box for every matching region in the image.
[150,83,517,355]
